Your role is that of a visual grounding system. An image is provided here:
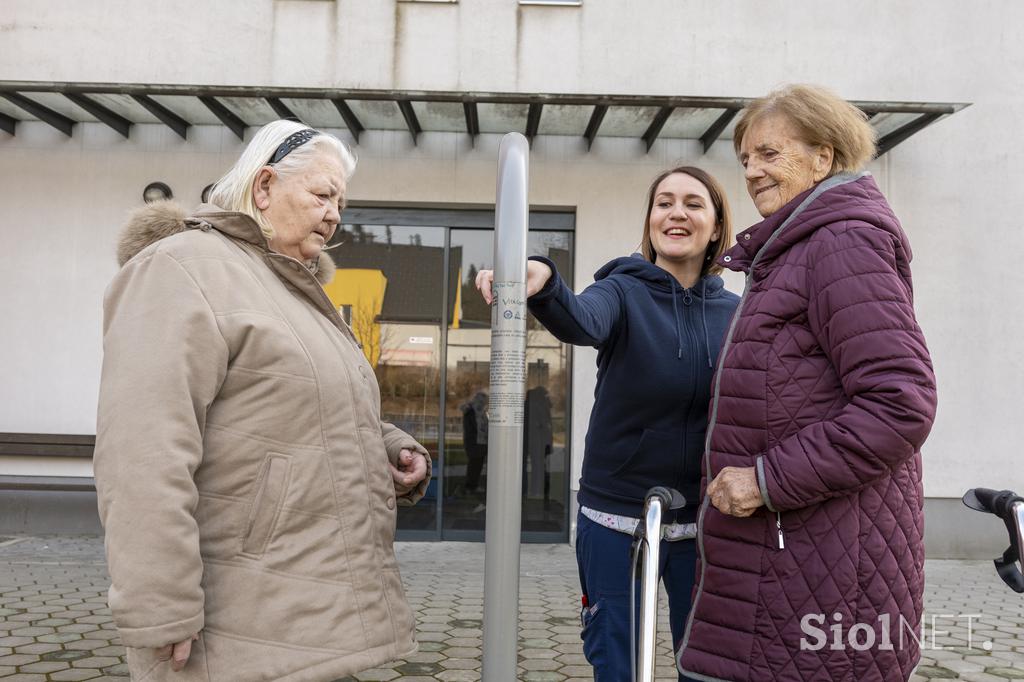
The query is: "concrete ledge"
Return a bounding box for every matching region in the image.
[924,496,1011,559]
[0,491,1015,559]
[0,490,103,534]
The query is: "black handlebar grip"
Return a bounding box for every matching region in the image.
[972,488,1002,514]
[964,488,1024,594]
[962,485,1003,512]
[645,486,687,510]
[964,488,1024,519]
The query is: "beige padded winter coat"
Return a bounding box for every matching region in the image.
[95,202,430,681]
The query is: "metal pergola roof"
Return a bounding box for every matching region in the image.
[0,81,969,157]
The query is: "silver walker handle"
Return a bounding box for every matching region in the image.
[962,488,1024,593]
[636,495,664,682]
[1013,501,1024,581]
[636,486,686,682]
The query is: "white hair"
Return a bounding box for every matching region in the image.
[208,119,357,238]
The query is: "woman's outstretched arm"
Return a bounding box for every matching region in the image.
[476,256,624,347]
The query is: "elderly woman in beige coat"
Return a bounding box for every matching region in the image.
[94,120,430,681]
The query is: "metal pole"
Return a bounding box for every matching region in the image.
[482,132,530,680]
[637,496,664,682]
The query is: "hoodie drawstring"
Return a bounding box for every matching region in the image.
[701,281,712,368]
[671,280,683,359]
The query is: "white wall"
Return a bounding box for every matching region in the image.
[1,0,1022,499]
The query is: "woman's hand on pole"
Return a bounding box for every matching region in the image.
[707,466,764,517]
[475,260,553,305]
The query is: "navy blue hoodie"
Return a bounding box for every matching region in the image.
[528,254,739,523]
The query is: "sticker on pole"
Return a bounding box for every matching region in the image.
[489,280,527,427]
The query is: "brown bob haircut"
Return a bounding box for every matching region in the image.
[733,84,877,177]
[640,166,733,277]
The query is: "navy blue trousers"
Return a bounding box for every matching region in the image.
[575,511,698,682]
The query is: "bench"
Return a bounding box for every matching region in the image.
[0,433,96,492]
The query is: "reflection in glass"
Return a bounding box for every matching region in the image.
[444,230,573,536]
[324,224,447,532]
[323,218,574,540]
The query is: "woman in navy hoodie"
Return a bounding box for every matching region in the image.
[478,166,739,680]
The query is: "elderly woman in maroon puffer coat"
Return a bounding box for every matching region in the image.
[676,84,937,682]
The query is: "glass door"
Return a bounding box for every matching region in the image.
[327,207,575,542]
[324,223,448,536]
[443,229,573,541]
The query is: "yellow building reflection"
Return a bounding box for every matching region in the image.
[323,268,387,366]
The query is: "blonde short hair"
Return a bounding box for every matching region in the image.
[209,120,357,238]
[733,84,877,177]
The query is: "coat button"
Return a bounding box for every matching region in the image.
[723,255,733,263]
[744,234,751,240]
[386,497,396,510]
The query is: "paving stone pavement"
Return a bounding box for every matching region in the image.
[1,535,1023,680]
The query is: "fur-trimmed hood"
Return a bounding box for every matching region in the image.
[117,201,336,285]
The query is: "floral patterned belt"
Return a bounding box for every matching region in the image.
[581,505,697,541]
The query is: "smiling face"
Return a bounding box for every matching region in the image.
[738,113,833,218]
[646,172,720,270]
[255,148,347,262]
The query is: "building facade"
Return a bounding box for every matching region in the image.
[1,0,1022,555]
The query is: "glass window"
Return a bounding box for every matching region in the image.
[443,229,573,539]
[325,223,447,534]
[325,208,574,542]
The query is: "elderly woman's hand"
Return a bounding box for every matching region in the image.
[390,449,428,496]
[707,466,764,517]
[154,633,198,672]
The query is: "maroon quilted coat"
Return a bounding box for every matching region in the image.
[677,173,937,682]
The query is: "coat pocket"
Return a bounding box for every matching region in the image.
[241,453,291,557]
